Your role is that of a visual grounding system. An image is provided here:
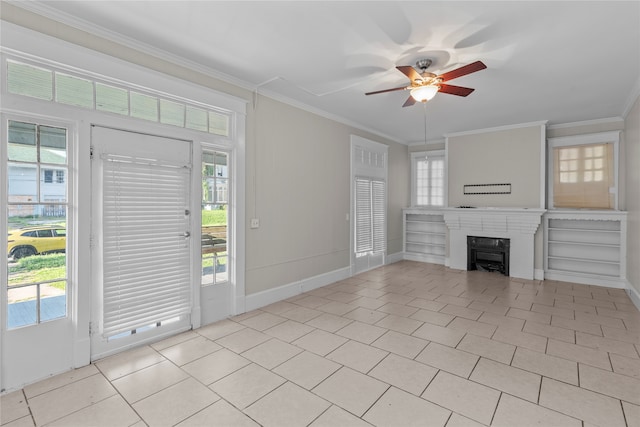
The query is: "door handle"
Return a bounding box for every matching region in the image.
[184,231,191,238]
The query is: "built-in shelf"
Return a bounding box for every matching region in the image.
[403,208,446,264]
[544,210,627,287]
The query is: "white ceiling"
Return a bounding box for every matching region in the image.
[13,1,640,144]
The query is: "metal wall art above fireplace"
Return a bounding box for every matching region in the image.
[467,236,510,276]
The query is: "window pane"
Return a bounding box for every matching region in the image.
[208,111,229,136]
[7,162,37,203]
[55,73,94,108]
[40,168,67,202]
[7,61,53,101]
[7,286,37,328]
[215,178,229,203]
[40,126,67,165]
[160,99,185,127]
[553,143,614,209]
[186,106,207,131]
[96,83,129,115]
[8,121,37,162]
[201,204,228,287]
[7,208,67,329]
[130,92,158,121]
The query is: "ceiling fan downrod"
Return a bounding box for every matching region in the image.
[416,59,432,72]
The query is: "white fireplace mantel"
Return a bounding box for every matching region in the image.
[443,208,546,280]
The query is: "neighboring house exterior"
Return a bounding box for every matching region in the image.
[8,134,66,218]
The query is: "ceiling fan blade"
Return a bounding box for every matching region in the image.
[438,84,475,97]
[402,96,416,107]
[396,65,422,82]
[365,86,407,96]
[438,61,487,82]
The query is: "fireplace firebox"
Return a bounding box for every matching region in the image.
[467,236,510,276]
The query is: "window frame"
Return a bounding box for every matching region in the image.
[547,131,620,210]
[4,117,73,329]
[200,147,230,287]
[410,150,447,208]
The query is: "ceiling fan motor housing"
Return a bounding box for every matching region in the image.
[416,59,432,71]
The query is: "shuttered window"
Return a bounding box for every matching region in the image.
[355,177,386,255]
[102,154,191,338]
[553,143,614,209]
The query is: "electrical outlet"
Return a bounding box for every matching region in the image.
[250,218,260,229]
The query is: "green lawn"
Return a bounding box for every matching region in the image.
[202,209,227,226]
[8,253,66,288]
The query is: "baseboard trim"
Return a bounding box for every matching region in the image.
[402,252,446,265]
[386,251,405,265]
[544,270,627,289]
[625,280,640,311]
[245,266,351,312]
[534,269,545,281]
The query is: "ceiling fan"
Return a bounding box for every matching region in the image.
[365,59,487,107]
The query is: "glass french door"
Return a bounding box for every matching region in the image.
[2,116,75,391]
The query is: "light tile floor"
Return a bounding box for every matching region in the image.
[2,261,640,426]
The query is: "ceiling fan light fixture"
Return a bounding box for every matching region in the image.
[410,85,439,102]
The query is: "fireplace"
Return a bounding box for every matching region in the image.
[467,236,510,276]
[443,207,545,280]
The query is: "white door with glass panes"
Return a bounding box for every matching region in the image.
[90,126,193,359]
[351,136,388,275]
[2,117,75,391]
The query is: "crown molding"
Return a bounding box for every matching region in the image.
[622,76,640,119]
[255,87,404,144]
[444,120,548,138]
[547,117,624,130]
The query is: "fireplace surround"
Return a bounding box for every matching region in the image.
[443,207,545,280]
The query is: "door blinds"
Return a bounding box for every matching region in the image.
[102,154,191,338]
[355,178,386,254]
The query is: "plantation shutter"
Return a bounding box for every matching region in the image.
[355,178,386,255]
[102,154,191,338]
[355,178,373,253]
[372,180,386,253]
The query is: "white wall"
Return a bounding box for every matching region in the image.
[246,96,408,294]
[447,124,544,208]
[623,96,640,302]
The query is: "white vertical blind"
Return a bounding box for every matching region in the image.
[102,154,191,338]
[355,177,386,255]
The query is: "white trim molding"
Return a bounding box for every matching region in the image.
[444,120,548,138]
[244,267,351,312]
[626,280,640,311]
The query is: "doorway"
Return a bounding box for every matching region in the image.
[350,135,388,275]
